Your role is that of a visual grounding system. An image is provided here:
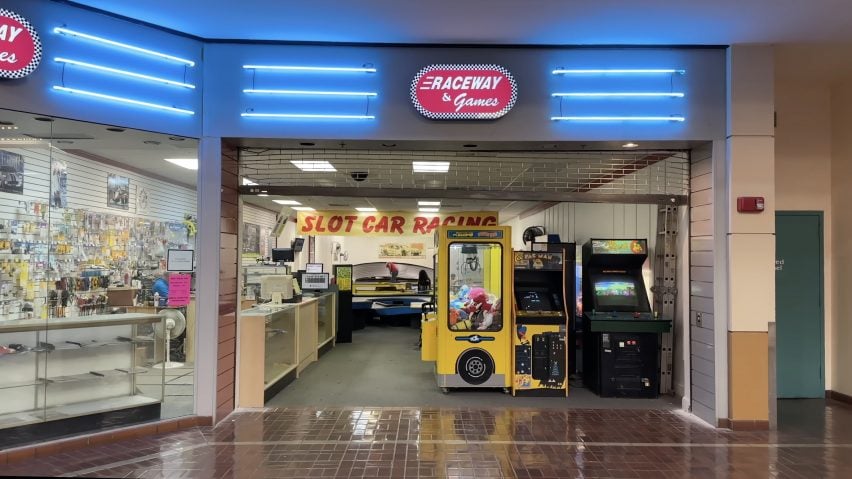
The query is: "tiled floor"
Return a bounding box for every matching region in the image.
[4,400,852,478]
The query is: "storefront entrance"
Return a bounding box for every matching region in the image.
[235,142,693,410]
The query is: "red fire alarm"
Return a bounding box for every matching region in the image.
[737,196,765,213]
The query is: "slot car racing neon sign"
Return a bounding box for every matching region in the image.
[411,64,518,120]
[0,9,42,79]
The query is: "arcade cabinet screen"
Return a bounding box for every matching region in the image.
[516,290,555,312]
[593,280,639,308]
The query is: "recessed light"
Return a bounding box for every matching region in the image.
[0,126,18,130]
[413,161,450,173]
[168,136,185,141]
[291,206,315,211]
[164,158,198,170]
[34,117,54,122]
[257,194,269,197]
[299,142,316,146]
[622,142,639,148]
[242,178,258,186]
[463,144,477,148]
[418,201,441,206]
[106,127,125,132]
[144,140,161,145]
[419,207,440,213]
[273,199,301,205]
[290,160,336,172]
[356,207,377,212]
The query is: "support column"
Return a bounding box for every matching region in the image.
[195,136,222,421]
[724,45,775,429]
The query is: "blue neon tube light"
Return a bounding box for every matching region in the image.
[54,27,195,67]
[551,92,684,98]
[551,116,685,122]
[241,113,375,119]
[242,65,376,73]
[242,89,377,96]
[55,58,195,89]
[53,86,195,115]
[552,69,685,74]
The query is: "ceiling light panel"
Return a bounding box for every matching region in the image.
[412,161,450,173]
[290,160,337,172]
[164,158,198,170]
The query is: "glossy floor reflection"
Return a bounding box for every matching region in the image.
[3,400,852,478]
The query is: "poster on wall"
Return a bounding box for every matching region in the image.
[243,223,260,255]
[107,174,129,210]
[379,242,425,258]
[0,150,24,195]
[51,160,67,207]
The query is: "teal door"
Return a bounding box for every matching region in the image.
[776,212,824,398]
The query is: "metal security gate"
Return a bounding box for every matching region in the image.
[238,148,690,204]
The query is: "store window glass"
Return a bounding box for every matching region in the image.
[447,243,503,332]
[0,109,198,445]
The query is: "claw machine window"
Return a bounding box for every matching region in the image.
[447,243,503,332]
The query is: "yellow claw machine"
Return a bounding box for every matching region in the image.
[422,226,513,393]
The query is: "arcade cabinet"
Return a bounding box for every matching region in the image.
[582,239,671,398]
[511,248,574,396]
[426,226,513,392]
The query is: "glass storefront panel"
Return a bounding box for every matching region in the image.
[0,108,198,443]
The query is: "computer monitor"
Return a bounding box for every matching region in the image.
[292,237,305,252]
[301,272,329,290]
[306,263,323,273]
[271,248,294,263]
[260,274,293,301]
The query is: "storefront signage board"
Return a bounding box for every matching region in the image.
[298,210,498,236]
[0,8,42,79]
[411,64,517,120]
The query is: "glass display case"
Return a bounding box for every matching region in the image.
[264,307,297,387]
[0,313,165,447]
[316,292,336,348]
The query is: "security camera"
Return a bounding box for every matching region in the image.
[351,171,369,182]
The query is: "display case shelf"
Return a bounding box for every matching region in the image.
[0,378,46,390]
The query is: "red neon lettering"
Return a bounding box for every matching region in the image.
[442,216,455,226]
[413,217,429,234]
[344,216,358,233]
[363,216,376,233]
[302,216,315,233]
[328,216,343,233]
[465,217,482,226]
[484,216,497,226]
[315,215,327,233]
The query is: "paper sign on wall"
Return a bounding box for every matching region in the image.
[167,273,191,307]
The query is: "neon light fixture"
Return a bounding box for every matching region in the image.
[241,113,374,119]
[53,27,195,67]
[53,86,195,115]
[550,116,685,122]
[419,207,440,213]
[243,89,377,96]
[291,206,316,211]
[273,200,301,205]
[552,69,685,74]
[164,158,198,170]
[355,207,377,212]
[243,65,376,73]
[54,58,195,88]
[551,92,684,98]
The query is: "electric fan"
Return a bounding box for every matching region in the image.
[522,226,546,249]
[153,308,187,369]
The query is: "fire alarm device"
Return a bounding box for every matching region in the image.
[737,196,765,213]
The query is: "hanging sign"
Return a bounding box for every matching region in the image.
[0,9,42,79]
[411,64,518,120]
[298,210,498,236]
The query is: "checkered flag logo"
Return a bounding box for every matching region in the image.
[410,64,518,120]
[0,8,42,79]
